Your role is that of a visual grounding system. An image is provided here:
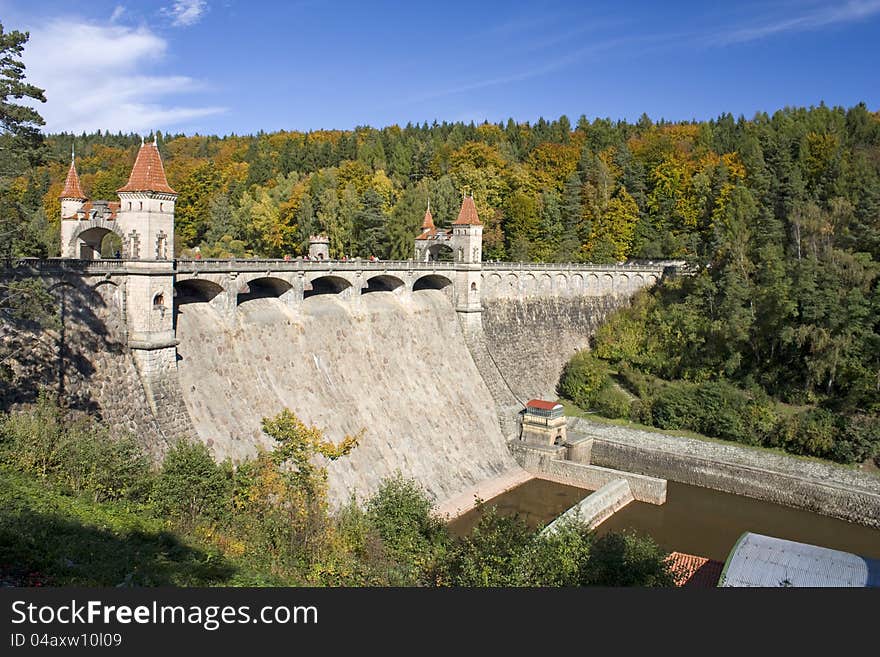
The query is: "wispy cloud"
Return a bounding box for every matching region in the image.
[163,0,209,27]
[110,5,126,23]
[23,19,225,133]
[715,0,880,45]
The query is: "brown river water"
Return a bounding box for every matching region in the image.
[448,479,880,562]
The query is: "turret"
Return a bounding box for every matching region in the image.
[451,195,483,314]
[59,149,88,257]
[308,234,330,260]
[451,194,482,264]
[115,136,177,259]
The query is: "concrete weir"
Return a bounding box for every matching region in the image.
[542,479,635,534]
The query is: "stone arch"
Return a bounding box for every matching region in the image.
[570,274,584,295]
[506,274,519,295]
[647,274,658,285]
[304,275,352,299]
[238,276,294,304]
[634,274,645,290]
[412,274,453,292]
[67,222,126,260]
[523,273,537,295]
[425,243,454,262]
[588,273,600,295]
[602,273,614,293]
[555,273,568,295]
[175,278,224,305]
[540,273,552,294]
[487,273,502,291]
[618,273,630,294]
[362,274,405,294]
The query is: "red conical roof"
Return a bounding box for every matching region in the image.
[452,195,481,226]
[117,140,177,194]
[422,207,436,231]
[60,159,86,199]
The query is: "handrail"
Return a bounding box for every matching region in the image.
[6,257,683,274]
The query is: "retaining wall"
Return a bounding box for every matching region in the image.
[509,441,667,504]
[569,418,880,528]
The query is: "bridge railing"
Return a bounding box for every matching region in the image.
[481,260,681,272]
[173,259,456,273]
[6,257,685,275]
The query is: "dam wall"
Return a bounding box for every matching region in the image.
[481,296,630,402]
[175,289,519,507]
[0,278,171,459]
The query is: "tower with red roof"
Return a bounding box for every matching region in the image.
[115,136,178,260]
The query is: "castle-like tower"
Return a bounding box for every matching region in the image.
[450,195,483,313]
[414,194,482,265]
[60,137,177,260]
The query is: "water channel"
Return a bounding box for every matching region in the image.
[448,478,880,562]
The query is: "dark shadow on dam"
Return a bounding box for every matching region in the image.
[1,264,119,416]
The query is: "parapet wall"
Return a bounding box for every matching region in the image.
[569,418,880,529]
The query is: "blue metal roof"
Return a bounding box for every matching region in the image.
[720,532,880,587]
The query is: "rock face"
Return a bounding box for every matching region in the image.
[175,290,517,507]
[481,296,628,401]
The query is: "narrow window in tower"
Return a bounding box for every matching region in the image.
[160,203,164,211]
[139,201,143,211]
[128,202,131,210]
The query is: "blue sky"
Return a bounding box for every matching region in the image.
[3,0,879,135]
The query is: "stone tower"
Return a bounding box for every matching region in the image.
[115,136,177,260]
[309,234,330,260]
[451,195,483,314]
[59,151,89,257]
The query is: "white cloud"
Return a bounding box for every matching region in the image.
[22,19,225,134]
[716,0,880,45]
[163,1,208,27]
[110,5,126,23]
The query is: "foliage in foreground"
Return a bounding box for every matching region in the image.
[0,400,675,587]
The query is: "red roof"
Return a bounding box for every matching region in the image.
[526,399,562,411]
[415,207,440,240]
[452,195,481,226]
[422,207,435,231]
[117,141,177,194]
[60,160,86,199]
[667,552,723,588]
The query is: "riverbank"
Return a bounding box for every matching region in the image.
[568,417,880,528]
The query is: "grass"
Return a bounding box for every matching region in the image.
[560,399,875,473]
[0,466,281,586]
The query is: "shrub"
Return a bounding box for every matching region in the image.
[0,394,150,501]
[152,441,232,525]
[592,384,632,419]
[428,507,532,586]
[584,531,676,587]
[557,351,609,409]
[834,414,880,464]
[774,408,838,460]
[365,475,448,582]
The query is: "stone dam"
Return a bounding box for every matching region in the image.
[3,257,668,508]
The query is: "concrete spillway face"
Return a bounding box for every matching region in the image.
[175,286,517,507]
